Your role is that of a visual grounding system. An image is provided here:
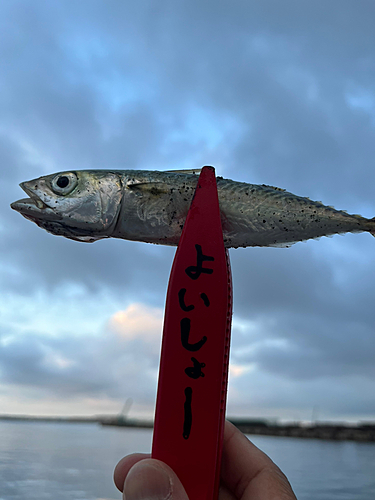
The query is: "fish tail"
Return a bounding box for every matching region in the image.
[370,217,375,237]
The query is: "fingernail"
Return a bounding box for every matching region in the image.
[124,461,172,500]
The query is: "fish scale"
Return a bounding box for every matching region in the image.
[10,168,375,248]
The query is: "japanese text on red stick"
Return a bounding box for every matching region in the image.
[180,244,214,440]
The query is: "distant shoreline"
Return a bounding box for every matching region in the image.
[1,414,375,442]
[0,414,99,424]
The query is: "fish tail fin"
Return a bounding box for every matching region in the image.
[370,217,375,237]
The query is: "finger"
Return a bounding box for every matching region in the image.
[221,421,297,500]
[218,482,236,500]
[123,458,189,500]
[114,453,150,492]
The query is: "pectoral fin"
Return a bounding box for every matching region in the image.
[126,181,171,195]
[165,168,202,175]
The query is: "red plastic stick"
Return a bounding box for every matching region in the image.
[152,166,233,500]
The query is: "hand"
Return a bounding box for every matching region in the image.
[114,420,297,500]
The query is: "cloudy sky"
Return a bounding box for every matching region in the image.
[1,0,375,423]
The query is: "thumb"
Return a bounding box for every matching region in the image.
[123,458,189,500]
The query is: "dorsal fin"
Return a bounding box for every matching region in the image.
[261,184,286,192]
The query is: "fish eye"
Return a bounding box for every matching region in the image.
[57,176,69,188]
[51,172,78,195]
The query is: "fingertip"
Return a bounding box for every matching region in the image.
[114,453,150,492]
[124,459,189,500]
[124,460,172,500]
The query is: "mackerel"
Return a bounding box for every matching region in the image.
[11,169,375,248]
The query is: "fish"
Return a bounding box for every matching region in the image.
[10,168,375,248]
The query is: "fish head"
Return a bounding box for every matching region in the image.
[11,170,123,242]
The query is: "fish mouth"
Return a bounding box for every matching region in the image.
[11,196,48,212]
[10,183,62,221]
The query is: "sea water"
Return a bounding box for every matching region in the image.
[0,421,374,500]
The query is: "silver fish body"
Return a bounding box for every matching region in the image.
[11,169,375,248]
